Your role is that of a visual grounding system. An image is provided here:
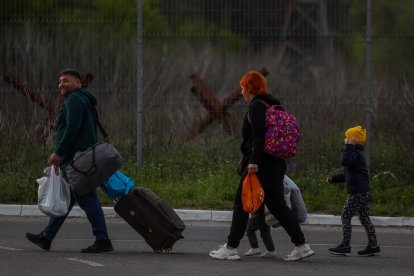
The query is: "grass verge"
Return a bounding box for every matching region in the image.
[1,136,413,217]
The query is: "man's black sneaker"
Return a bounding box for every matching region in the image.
[328,244,351,256]
[26,232,51,251]
[81,239,114,253]
[358,246,380,256]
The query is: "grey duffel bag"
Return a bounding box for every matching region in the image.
[66,143,122,195]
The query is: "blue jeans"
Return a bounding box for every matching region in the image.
[41,167,109,241]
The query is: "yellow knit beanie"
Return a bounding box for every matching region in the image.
[345,126,366,144]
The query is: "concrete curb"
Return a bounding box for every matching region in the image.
[1,204,413,227]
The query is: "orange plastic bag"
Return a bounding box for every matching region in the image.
[241,173,265,213]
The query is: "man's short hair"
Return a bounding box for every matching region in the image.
[59,69,82,80]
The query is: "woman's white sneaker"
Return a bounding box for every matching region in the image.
[283,243,315,261]
[209,243,240,260]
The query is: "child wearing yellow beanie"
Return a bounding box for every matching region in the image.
[326,126,380,257]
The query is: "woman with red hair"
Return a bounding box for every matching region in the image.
[209,71,314,261]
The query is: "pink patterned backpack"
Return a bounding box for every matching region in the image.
[255,100,300,159]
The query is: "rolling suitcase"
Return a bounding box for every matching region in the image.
[114,187,185,252]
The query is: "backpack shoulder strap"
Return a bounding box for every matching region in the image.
[252,99,270,108]
[247,100,271,123]
[252,99,286,112]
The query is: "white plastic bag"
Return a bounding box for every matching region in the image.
[37,166,71,217]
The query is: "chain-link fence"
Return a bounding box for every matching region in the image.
[1,0,413,177]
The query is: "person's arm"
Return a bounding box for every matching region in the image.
[326,173,345,184]
[248,101,267,168]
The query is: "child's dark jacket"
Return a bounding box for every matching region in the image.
[330,144,371,194]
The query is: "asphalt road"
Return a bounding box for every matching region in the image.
[1,216,413,276]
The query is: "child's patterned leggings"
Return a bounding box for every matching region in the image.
[341,191,378,248]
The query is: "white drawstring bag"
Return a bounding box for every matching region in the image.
[265,175,309,227]
[37,166,71,217]
[285,175,309,224]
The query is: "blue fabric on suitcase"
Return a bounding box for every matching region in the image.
[101,170,134,200]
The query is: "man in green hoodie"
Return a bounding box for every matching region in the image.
[26,69,113,253]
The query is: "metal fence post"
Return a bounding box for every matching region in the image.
[365,0,372,168]
[136,0,143,169]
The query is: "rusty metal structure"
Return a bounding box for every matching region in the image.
[187,0,331,138]
[188,68,269,139]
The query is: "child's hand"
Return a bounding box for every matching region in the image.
[325,177,332,184]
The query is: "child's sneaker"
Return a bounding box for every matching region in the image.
[328,244,351,256]
[209,243,240,260]
[283,243,315,261]
[244,247,261,256]
[260,250,277,258]
[358,246,380,257]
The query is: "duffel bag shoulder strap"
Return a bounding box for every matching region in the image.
[89,104,110,143]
